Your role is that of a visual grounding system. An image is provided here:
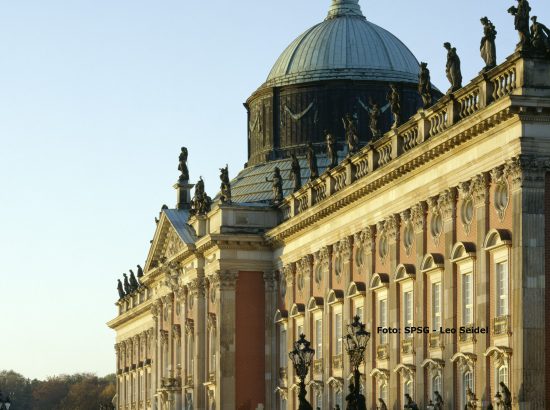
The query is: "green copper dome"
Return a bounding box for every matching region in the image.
[265,0,420,88]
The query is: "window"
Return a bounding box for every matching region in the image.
[379,299,388,344]
[432,375,442,397]
[404,380,413,397]
[297,323,303,338]
[462,273,473,325]
[187,336,194,376]
[279,328,287,368]
[355,305,364,321]
[176,339,182,368]
[379,382,388,404]
[279,397,287,410]
[432,282,442,330]
[209,328,216,373]
[335,312,343,354]
[146,372,151,399]
[497,365,508,386]
[315,319,323,359]
[316,392,323,409]
[403,291,413,338]
[462,371,473,407]
[334,390,343,408]
[496,262,509,316]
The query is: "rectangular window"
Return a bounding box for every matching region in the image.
[403,291,413,338]
[432,282,442,330]
[280,328,287,368]
[462,273,473,325]
[379,299,388,344]
[297,323,303,338]
[496,262,509,316]
[335,312,343,355]
[315,319,323,359]
[355,305,363,321]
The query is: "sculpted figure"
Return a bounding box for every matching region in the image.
[178,147,189,181]
[137,264,144,278]
[266,167,283,204]
[342,113,359,155]
[219,165,232,204]
[368,101,382,139]
[190,177,212,216]
[117,279,125,299]
[377,398,388,410]
[306,143,319,181]
[444,42,462,93]
[129,270,140,291]
[326,131,338,169]
[433,391,444,410]
[530,16,550,53]
[500,382,512,410]
[387,84,401,128]
[418,62,432,108]
[290,153,302,192]
[123,273,132,294]
[480,17,498,71]
[508,0,531,50]
[404,393,419,410]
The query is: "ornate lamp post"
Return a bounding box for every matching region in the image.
[288,334,315,410]
[345,315,370,410]
[0,392,11,410]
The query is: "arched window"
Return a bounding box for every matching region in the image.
[280,397,287,410]
[462,371,473,407]
[334,390,343,408]
[404,380,413,397]
[497,365,508,385]
[316,391,323,409]
[379,382,388,403]
[432,375,442,398]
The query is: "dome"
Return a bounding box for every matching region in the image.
[264,0,420,88]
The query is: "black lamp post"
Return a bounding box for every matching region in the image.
[289,333,315,410]
[0,391,11,410]
[345,315,370,410]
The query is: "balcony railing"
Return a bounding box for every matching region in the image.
[332,354,343,369]
[493,315,512,336]
[376,344,389,360]
[401,338,414,355]
[429,333,444,349]
[277,51,533,223]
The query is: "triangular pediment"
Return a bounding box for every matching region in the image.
[144,209,197,273]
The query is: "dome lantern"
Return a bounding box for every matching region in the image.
[327,0,365,19]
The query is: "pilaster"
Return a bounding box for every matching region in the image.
[189,274,207,410]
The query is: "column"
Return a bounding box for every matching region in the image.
[264,271,277,410]
[189,275,207,410]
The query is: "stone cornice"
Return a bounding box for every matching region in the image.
[107,298,154,330]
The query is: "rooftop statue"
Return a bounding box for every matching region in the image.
[190,177,212,216]
[129,270,140,291]
[433,391,444,410]
[404,393,419,409]
[480,17,498,71]
[377,398,388,410]
[306,143,319,181]
[178,147,189,181]
[418,62,432,108]
[219,165,232,204]
[365,100,388,140]
[508,0,532,50]
[137,264,144,278]
[387,84,401,128]
[500,382,512,410]
[290,153,302,192]
[342,113,360,155]
[444,42,463,93]
[530,16,550,54]
[117,279,125,299]
[123,273,132,295]
[266,167,284,204]
[326,131,338,169]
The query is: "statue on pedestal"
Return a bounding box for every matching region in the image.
[219,165,232,204]
[530,16,550,53]
[129,270,140,291]
[418,62,432,108]
[367,101,383,140]
[306,143,319,181]
[480,17,498,71]
[387,84,401,128]
[508,0,531,50]
[117,279,125,299]
[266,167,283,204]
[290,153,302,192]
[342,113,359,155]
[326,131,338,169]
[190,177,212,216]
[178,147,189,181]
[137,264,144,279]
[444,42,462,93]
[123,273,132,295]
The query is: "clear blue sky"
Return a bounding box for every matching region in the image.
[0,0,546,380]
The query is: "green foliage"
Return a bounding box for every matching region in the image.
[0,371,116,410]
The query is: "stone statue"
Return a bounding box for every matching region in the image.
[306,143,319,181]
[444,42,462,93]
[137,264,144,278]
[530,16,550,53]
[342,113,360,155]
[387,84,401,128]
[178,147,189,181]
[219,165,232,204]
[326,131,338,169]
[508,0,531,50]
[500,382,512,410]
[117,279,125,299]
[434,391,444,410]
[367,101,383,139]
[377,398,388,410]
[345,383,357,410]
[290,153,302,192]
[129,270,140,291]
[465,387,477,410]
[123,273,132,294]
[190,177,212,216]
[480,17,498,71]
[265,167,283,204]
[418,62,432,108]
[404,393,419,410]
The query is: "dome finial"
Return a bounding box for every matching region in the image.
[327,0,365,19]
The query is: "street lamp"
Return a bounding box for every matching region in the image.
[289,333,315,410]
[0,391,11,410]
[345,315,371,410]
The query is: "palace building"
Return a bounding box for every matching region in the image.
[107,0,550,408]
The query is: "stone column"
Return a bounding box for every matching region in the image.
[338,237,352,391]
[189,275,207,410]
[506,156,546,408]
[151,300,162,410]
[263,271,277,410]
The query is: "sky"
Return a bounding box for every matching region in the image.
[0,0,547,380]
